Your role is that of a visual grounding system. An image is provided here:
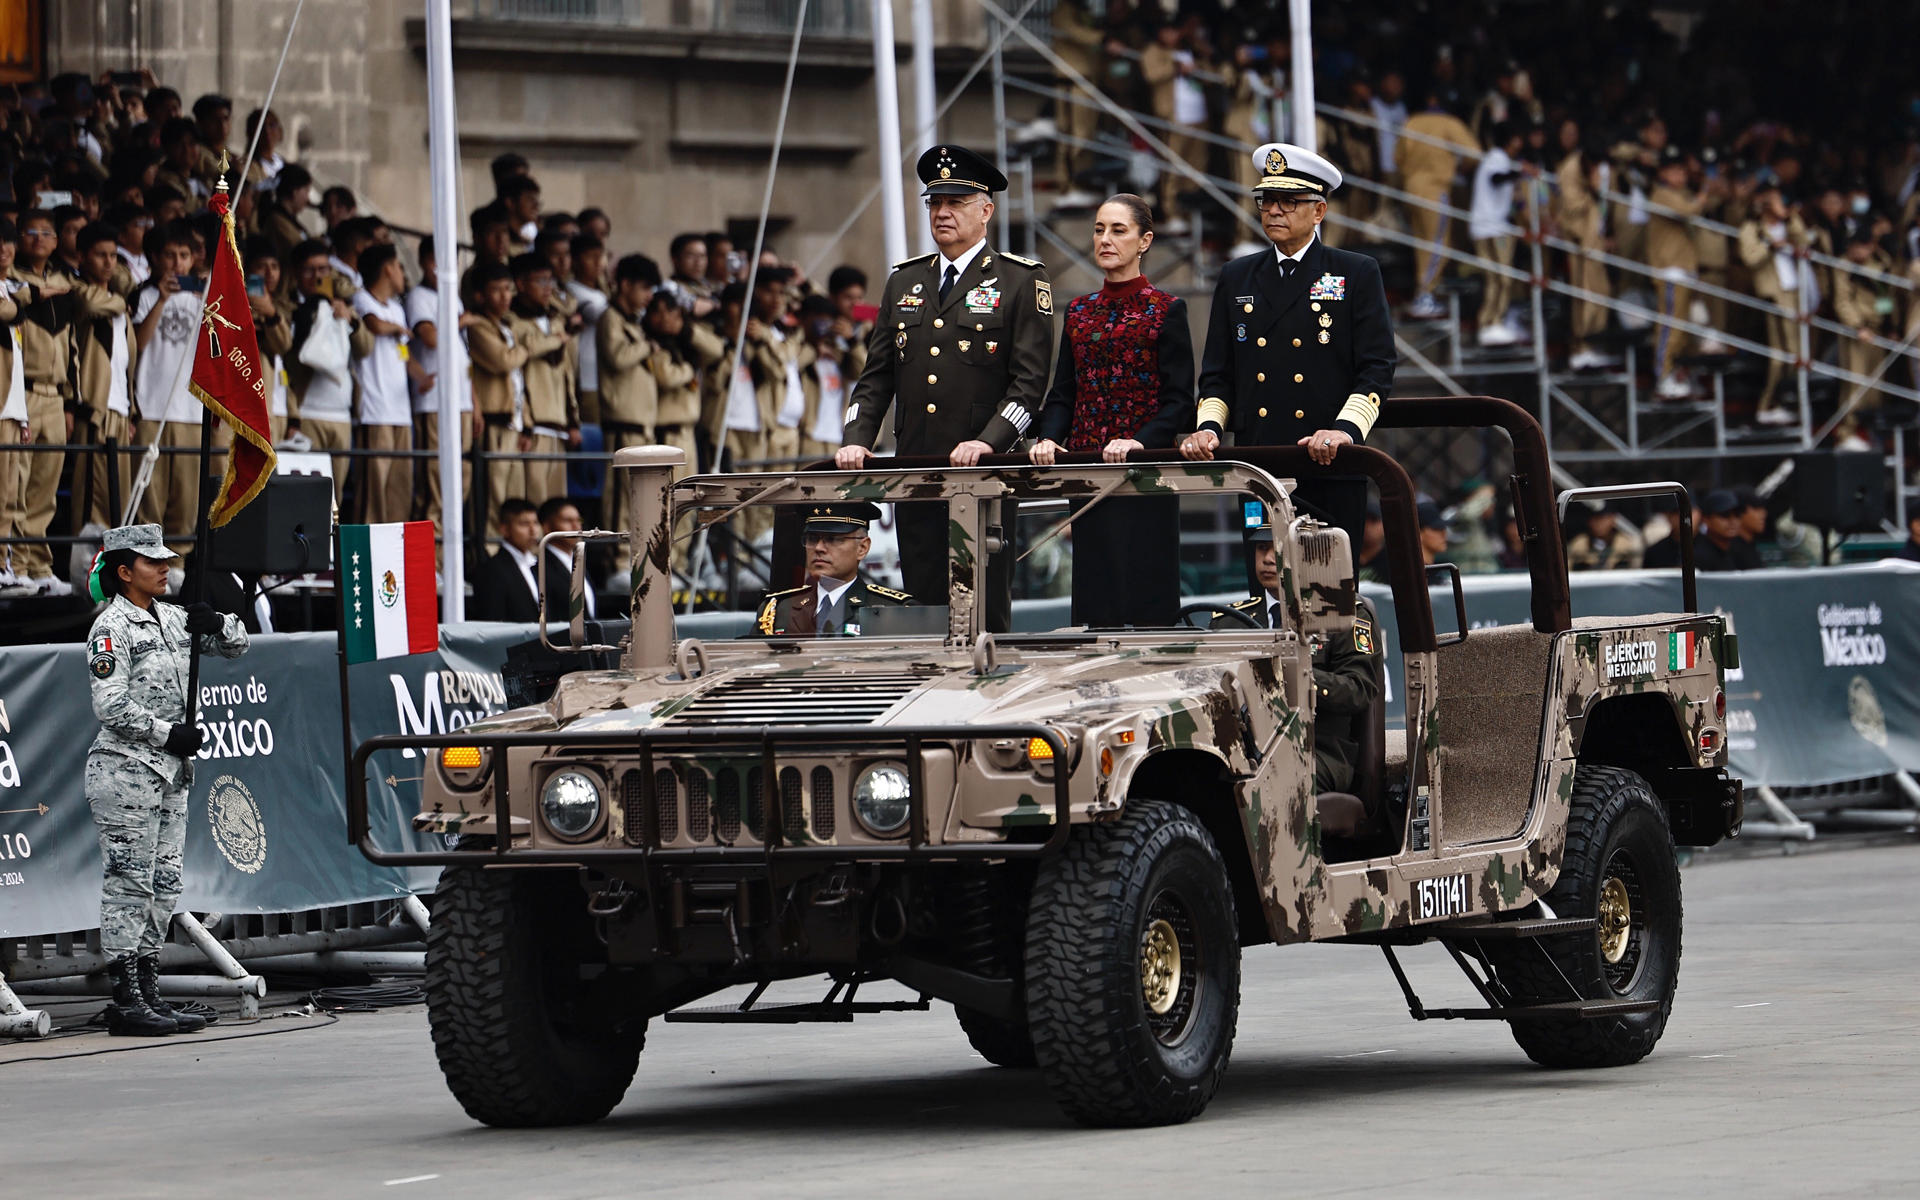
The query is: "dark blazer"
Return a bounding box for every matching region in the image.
[541,547,601,623]
[843,245,1056,454]
[1196,237,1396,446]
[474,548,542,623]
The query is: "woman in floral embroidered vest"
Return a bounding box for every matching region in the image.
[1029,193,1195,627]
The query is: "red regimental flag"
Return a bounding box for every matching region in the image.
[190,190,277,527]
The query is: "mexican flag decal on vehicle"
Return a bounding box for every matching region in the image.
[342,521,438,663]
[1669,629,1699,671]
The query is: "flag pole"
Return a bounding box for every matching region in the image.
[182,161,233,730]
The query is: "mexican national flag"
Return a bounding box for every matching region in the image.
[1669,629,1700,671]
[341,522,438,663]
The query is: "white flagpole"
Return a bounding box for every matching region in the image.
[871,0,908,268]
[1289,0,1316,151]
[426,0,468,623]
[910,0,937,257]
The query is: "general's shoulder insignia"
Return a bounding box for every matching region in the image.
[891,253,935,271]
[1034,280,1053,315]
[865,584,912,602]
[999,253,1042,268]
[1231,597,1261,612]
[1353,614,1375,656]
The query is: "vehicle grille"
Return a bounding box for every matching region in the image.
[811,766,835,839]
[655,768,679,842]
[781,767,804,839]
[662,672,927,727]
[686,768,711,841]
[622,769,645,843]
[715,768,742,843]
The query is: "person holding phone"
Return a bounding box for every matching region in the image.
[130,221,211,553]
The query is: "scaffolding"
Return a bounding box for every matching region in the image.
[982,50,1917,530]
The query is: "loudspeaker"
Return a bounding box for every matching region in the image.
[1792,451,1886,533]
[206,473,336,574]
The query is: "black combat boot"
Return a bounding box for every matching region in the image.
[104,957,177,1036]
[137,954,210,1031]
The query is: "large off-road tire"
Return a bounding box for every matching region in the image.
[956,1005,1037,1067]
[1492,765,1682,1069]
[426,862,643,1126]
[1024,800,1240,1127]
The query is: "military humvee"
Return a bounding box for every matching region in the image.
[351,396,1741,1130]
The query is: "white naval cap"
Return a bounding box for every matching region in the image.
[1250,142,1342,198]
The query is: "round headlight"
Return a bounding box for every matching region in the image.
[540,768,604,840]
[853,761,913,836]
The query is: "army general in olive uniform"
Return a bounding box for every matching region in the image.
[837,145,1055,632]
[755,502,912,636]
[1182,142,1396,543]
[85,524,248,1036]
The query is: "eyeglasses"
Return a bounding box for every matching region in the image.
[803,532,860,546]
[1256,196,1321,213]
[923,195,984,211]
[20,229,55,239]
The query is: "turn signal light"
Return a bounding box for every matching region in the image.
[1026,737,1055,761]
[441,746,484,770]
[1714,690,1726,720]
[1698,729,1721,754]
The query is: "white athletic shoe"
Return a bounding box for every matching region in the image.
[1477,323,1522,347]
[1407,293,1445,320]
[276,430,313,452]
[32,576,72,597]
[1655,372,1694,400]
[1568,348,1611,371]
[1755,407,1797,426]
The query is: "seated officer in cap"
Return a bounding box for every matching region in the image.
[1181,142,1396,544]
[836,144,1055,633]
[1216,506,1381,801]
[755,502,913,636]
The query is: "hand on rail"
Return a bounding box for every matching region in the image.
[1028,438,1063,466]
[834,444,872,469]
[1103,438,1144,463]
[1179,429,1219,461]
[950,439,993,467]
[1299,428,1352,466]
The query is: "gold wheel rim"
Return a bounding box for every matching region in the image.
[1597,876,1632,964]
[1140,917,1182,1015]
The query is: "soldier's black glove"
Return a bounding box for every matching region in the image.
[184,602,223,636]
[163,723,205,759]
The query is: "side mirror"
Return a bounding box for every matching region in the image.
[1291,519,1357,640]
[535,529,626,653]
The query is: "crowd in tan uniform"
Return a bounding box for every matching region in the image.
[1041,0,1920,447]
[0,70,873,602]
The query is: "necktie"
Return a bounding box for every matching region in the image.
[819,592,841,636]
[1267,602,1278,628]
[939,264,958,302]
[1279,258,1297,279]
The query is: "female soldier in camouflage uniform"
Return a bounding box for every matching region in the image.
[85,524,248,1035]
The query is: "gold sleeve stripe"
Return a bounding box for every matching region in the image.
[1337,392,1381,438]
[1196,397,1231,428]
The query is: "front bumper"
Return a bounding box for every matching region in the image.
[348,722,1073,867]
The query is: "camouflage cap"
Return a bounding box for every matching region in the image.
[102,523,180,560]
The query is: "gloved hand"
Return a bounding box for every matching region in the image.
[184,602,223,636]
[163,723,204,759]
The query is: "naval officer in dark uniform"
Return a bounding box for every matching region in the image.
[1180,142,1396,542]
[836,145,1055,632]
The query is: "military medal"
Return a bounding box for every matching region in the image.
[1236,323,1247,342]
[986,340,998,354]
[896,331,908,350]
[965,285,1000,313]
[959,339,971,352]
[912,282,924,293]
[1318,330,1331,344]
[898,294,923,309]
[1319,312,1332,328]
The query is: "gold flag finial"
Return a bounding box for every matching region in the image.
[216,150,231,194]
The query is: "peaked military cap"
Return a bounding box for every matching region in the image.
[1250,141,1343,199]
[917,144,1009,196]
[1243,500,1275,545]
[804,501,883,537]
[102,523,180,560]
